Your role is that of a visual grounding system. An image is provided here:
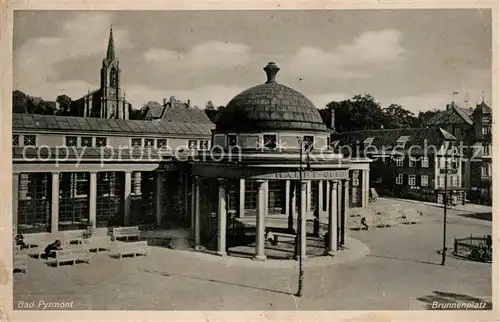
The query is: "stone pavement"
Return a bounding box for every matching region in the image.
[13,197,492,310]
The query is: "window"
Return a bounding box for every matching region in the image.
[227,135,237,148]
[409,175,416,186]
[352,171,360,186]
[409,157,415,167]
[65,136,77,147]
[482,163,492,177]
[396,157,404,167]
[263,134,277,150]
[396,174,403,185]
[131,138,142,148]
[156,139,167,149]
[12,135,19,147]
[421,175,428,187]
[188,140,198,149]
[483,144,491,156]
[303,136,314,151]
[482,126,491,135]
[421,157,429,168]
[145,139,154,148]
[199,140,210,150]
[95,137,107,147]
[437,176,444,188]
[451,175,458,187]
[23,135,36,147]
[81,137,92,147]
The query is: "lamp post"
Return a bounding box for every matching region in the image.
[296,137,312,297]
[441,145,457,266]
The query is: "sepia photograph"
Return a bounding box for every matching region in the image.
[2,4,497,319]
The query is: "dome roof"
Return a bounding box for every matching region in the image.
[216,62,327,132]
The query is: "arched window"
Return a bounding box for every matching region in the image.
[109,67,117,87]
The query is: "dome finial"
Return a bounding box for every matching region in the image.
[264,62,280,83]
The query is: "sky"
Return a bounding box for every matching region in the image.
[13,10,492,113]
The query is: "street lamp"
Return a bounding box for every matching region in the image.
[440,144,458,266]
[296,137,312,297]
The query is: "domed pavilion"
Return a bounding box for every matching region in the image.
[189,62,372,260]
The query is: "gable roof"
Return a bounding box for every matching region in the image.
[12,113,214,137]
[474,101,492,115]
[332,127,456,155]
[145,105,164,118]
[427,103,473,125]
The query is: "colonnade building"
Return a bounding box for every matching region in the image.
[12,62,371,257]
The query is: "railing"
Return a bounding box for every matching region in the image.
[453,235,492,263]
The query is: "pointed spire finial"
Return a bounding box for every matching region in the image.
[106,25,115,61]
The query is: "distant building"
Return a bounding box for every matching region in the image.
[71,27,132,119]
[427,99,492,205]
[332,127,466,205]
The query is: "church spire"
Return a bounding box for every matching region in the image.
[106,25,115,61]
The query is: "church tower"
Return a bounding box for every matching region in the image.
[99,26,128,119]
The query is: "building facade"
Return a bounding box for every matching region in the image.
[332,127,465,205]
[427,100,493,204]
[12,62,373,259]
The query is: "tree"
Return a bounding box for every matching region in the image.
[383,103,419,128]
[56,94,72,115]
[13,90,29,113]
[205,100,215,111]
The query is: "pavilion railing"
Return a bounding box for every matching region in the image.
[453,234,492,263]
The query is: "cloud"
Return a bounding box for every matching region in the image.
[142,41,252,68]
[14,12,134,99]
[125,83,245,109]
[287,29,407,80]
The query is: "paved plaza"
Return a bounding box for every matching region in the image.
[13,198,492,310]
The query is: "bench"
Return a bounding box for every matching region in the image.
[13,253,28,273]
[111,241,148,259]
[269,232,296,245]
[112,227,141,241]
[48,248,92,267]
[81,236,113,252]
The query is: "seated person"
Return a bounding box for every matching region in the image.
[14,234,27,249]
[44,240,62,259]
[265,229,278,246]
[360,217,369,230]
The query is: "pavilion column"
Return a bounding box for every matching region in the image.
[284,180,290,216]
[155,171,163,227]
[299,181,308,260]
[238,178,245,218]
[12,173,19,235]
[216,178,227,256]
[89,171,97,229]
[340,179,350,246]
[337,180,342,247]
[254,179,267,261]
[51,172,60,233]
[325,181,330,213]
[313,180,322,236]
[194,176,201,246]
[264,179,269,214]
[123,171,132,226]
[327,181,338,255]
[288,181,296,232]
[361,169,369,208]
[184,174,190,221]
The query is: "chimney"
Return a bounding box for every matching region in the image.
[187,99,191,108]
[170,96,175,107]
[330,108,336,131]
[163,98,167,106]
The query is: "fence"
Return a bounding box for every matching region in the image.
[453,235,492,263]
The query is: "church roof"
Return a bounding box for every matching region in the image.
[215,62,327,133]
[106,26,115,62]
[12,113,214,137]
[427,102,473,125]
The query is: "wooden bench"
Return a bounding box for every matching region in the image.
[269,232,296,244]
[111,241,148,259]
[81,236,113,252]
[112,227,141,241]
[48,248,92,267]
[13,253,28,274]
